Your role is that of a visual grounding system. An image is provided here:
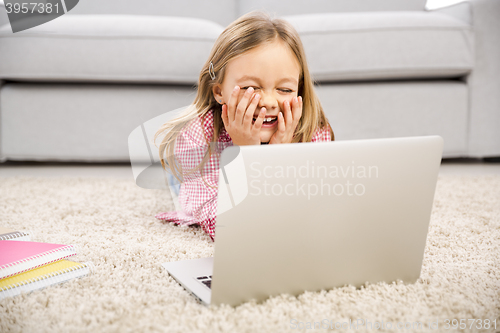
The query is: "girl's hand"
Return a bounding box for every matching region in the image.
[269,96,303,144]
[221,86,267,146]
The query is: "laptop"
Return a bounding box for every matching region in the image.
[162,135,443,307]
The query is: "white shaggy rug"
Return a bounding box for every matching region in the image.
[0,175,499,333]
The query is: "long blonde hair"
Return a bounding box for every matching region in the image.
[155,10,334,185]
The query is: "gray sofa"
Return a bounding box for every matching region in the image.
[0,0,499,162]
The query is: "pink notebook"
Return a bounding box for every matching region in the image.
[0,240,77,279]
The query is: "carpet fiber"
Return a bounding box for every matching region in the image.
[0,175,499,333]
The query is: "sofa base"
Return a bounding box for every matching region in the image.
[1,82,195,161]
[316,80,469,158]
[0,80,475,161]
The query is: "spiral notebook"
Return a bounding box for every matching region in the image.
[0,240,77,279]
[0,259,92,300]
[0,227,31,241]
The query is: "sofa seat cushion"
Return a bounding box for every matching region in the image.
[0,15,224,84]
[283,11,473,82]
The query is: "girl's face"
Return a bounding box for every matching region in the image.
[213,40,301,143]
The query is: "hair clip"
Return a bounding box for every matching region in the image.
[209,62,216,80]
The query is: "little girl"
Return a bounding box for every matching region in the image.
[154,10,334,241]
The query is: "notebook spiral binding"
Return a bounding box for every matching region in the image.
[86,261,96,275]
[0,261,93,299]
[0,229,32,241]
[0,244,77,280]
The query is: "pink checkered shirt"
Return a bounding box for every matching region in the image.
[155,109,332,241]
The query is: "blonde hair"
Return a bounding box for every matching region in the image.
[155,10,334,185]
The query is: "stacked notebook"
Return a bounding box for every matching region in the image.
[0,227,92,300]
[0,226,31,241]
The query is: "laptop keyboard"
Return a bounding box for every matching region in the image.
[196,275,212,289]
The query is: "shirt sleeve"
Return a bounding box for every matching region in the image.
[155,117,227,242]
[310,124,333,142]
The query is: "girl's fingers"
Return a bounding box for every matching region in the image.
[244,93,261,128]
[252,107,266,132]
[284,99,293,130]
[226,85,240,124]
[292,96,303,123]
[271,97,300,144]
[277,112,286,135]
[235,87,255,125]
[283,97,302,132]
[269,112,285,144]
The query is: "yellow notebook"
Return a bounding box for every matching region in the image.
[0,259,92,299]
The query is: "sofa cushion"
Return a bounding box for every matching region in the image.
[283,11,474,82]
[67,0,238,29]
[0,15,224,84]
